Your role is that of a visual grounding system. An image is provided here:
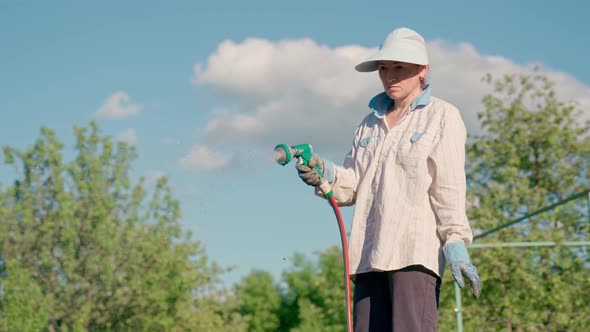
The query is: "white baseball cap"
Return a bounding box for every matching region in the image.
[355,27,429,72]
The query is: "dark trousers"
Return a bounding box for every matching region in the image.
[352,265,441,332]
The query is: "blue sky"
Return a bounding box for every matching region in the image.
[2,1,589,287]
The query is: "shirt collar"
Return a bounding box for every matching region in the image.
[369,85,432,118]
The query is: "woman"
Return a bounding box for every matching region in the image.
[296,27,482,331]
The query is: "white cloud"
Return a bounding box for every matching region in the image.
[193,38,373,106]
[193,38,378,157]
[427,40,590,131]
[179,145,235,172]
[193,37,590,166]
[95,91,141,119]
[116,128,138,145]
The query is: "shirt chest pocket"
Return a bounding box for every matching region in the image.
[357,135,381,163]
[395,131,434,176]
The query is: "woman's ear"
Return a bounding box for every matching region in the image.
[419,65,430,88]
[420,64,429,77]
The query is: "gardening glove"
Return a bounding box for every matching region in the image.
[443,242,482,298]
[295,154,334,187]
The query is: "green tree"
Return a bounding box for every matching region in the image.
[0,122,245,331]
[188,290,248,332]
[438,72,590,331]
[0,259,49,331]
[233,270,281,332]
[279,245,349,332]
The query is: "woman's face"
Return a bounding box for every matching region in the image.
[378,61,428,101]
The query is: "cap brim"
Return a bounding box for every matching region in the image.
[354,47,429,72]
[355,60,379,72]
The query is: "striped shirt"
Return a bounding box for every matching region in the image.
[329,86,473,277]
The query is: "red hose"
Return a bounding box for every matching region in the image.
[328,195,353,332]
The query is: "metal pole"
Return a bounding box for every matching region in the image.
[454,282,463,332]
[474,189,589,240]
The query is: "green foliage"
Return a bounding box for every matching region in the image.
[0,122,241,331]
[0,259,49,331]
[233,270,281,332]
[279,246,349,332]
[438,72,589,331]
[188,291,249,332]
[228,246,349,332]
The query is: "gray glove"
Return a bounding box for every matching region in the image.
[443,242,482,298]
[295,154,325,187]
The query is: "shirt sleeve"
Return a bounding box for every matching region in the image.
[330,150,358,206]
[315,127,360,206]
[428,106,473,246]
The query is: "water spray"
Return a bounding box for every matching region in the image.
[273,143,353,332]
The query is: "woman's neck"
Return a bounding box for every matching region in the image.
[390,87,423,114]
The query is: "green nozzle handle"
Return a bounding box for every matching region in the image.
[291,143,313,165]
[274,143,332,197]
[273,143,324,178]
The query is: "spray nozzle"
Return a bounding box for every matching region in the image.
[273,143,333,198]
[272,144,293,165]
[273,143,314,166]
